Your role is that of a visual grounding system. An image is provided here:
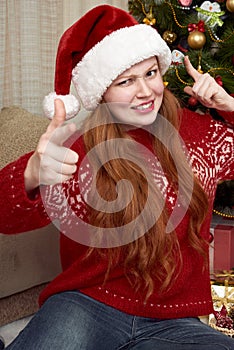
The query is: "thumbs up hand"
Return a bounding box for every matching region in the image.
[24,99,78,193]
[184,56,234,112]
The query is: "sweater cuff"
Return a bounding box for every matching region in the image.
[0,152,51,234]
[5,152,42,207]
[216,110,234,127]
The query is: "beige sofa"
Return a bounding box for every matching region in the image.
[0,106,62,326]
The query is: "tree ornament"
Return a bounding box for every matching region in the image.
[136,1,156,26]
[188,30,206,49]
[215,75,223,86]
[178,0,193,5]
[226,0,234,12]
[196,53,204,74]
[171,50,185,65]
[187,21,206,49]
[162,30,177,44]
[143,12,156,26]
[197,64,203,74]
[196,1,225,29]
[188,96,198,106]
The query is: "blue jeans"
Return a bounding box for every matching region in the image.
[6,290,234,349]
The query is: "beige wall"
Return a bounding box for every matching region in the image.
[63,0,128,30]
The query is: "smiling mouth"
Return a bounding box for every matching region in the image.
[131,101,154,111]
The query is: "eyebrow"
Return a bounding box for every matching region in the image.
[116,63,158,80]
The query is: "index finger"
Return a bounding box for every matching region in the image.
[47,99,66,133]
[184,56,201,82]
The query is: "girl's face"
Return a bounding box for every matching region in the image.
[103,57,164,127]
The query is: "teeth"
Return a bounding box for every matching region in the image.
[135,102,152,110]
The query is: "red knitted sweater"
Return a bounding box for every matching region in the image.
[0,108,233,319]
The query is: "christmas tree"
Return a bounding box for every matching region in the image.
[129,0,234,219]
[128,0,234,111]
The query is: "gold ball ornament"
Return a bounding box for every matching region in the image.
[226,0,234,12]
[187,31,206,49]
[162,30,177,45]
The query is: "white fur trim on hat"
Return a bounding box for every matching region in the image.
[43,92,80,119]
[72,24,171,111]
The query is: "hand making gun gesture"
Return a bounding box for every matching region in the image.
[183,56,234,112]
[24,99,78,193]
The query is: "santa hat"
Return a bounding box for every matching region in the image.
[43,4,171,119]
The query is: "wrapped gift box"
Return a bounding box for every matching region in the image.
[211,283,234,311]
[213,225,234,271]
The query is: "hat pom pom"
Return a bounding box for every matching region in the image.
[43,92,80,120]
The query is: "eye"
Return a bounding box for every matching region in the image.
[146,69,157,78]
[117,78,133,87]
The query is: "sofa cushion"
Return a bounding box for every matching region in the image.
[0,106,49,168]
[0,106,61,305]
[0,224,61,298]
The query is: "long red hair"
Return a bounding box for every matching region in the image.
[81,88,208,300]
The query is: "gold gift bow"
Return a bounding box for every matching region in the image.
[211,271,234,308]
[211,281,234,309]
[211,270,234,284]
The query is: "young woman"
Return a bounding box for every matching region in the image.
[0,4,233,349]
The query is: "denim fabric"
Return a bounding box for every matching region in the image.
[6,291,234,349]
[0,337,5,350]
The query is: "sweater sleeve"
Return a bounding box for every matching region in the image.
[211,122,234,181]
[180,108,234,183]
[0,131,88,235]
[208,115,234,181]
[0,152,51,234]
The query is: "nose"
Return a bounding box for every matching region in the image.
[135,77,152,98]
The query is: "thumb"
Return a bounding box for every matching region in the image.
[47,99,66,133]
[184,85,194,96]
